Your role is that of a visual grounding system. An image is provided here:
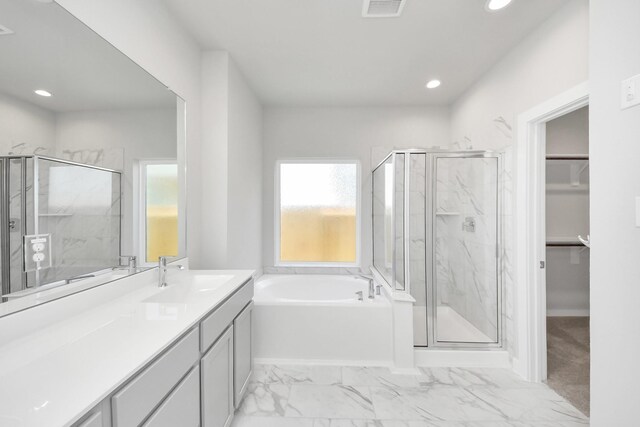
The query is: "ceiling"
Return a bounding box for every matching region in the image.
[163,0,567,106]
[0,0,176,113]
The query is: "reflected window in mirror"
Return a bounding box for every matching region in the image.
[139,161,179,265]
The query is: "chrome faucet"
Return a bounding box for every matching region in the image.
[158,256,184,287]
[119,255,137,274]
[357,274,375,299]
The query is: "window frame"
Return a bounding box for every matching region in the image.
[135,159,179,267]
[274,158,361,267]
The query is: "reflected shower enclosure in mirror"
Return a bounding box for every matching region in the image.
[0,0,186,313]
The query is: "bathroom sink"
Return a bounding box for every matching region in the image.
[143,274,234,304]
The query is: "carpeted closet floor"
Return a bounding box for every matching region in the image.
[546,316,590,417]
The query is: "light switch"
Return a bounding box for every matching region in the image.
[621,74,640,110]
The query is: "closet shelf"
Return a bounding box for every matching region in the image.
[546,154,589,160]
[546,237,589,248]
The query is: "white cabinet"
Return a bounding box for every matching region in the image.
[143,366,200,427]
[233,302,253,408]
[111,328,199,427]
[76,412,103,427]
[80,278,254,427]
[201,326,235,427]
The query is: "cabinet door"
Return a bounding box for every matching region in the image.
[201,326,234,427]
[233,302,253,408]
[143,366,200,427]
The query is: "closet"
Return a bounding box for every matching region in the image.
[544,105,590,416]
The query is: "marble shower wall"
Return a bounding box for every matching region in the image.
[434,157,500,342]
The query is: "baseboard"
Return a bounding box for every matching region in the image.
[547,309,590,317]
[254,357,392,368]
[414,349,511,368]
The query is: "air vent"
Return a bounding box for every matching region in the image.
[0,24,14,36]
[363,0,407,18]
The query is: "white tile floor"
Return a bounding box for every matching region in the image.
[232,365,589,427]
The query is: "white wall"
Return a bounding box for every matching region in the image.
[55,0,203,266]
[262,106,450,270]
[448,0,589,362]
[0,93,56,154]
[227,59,263,269]
[450,0,589,151]
[590,0,640,424]
[201,51,263,270]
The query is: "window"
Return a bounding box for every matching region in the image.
[276,160,360,266]
[138,161,179,264]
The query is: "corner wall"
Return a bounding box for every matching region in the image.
[590,0,640,423]
[201,52,263,270]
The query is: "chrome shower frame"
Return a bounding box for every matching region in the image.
[371,149,504,350]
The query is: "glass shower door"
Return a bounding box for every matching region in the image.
[432,154,500,344]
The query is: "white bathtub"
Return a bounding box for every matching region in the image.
[253,274,393,365]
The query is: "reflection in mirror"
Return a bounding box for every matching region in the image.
[0,0,185,312]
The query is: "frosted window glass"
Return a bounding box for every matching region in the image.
[146,164,178,263]
[279,163,357,263]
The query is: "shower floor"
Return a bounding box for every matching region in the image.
[413,305,493,343]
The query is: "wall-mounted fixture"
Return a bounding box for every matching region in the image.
[362,0,407,18]
[426,79,441,89]
[34,89,52,97]
[486,0,513,11]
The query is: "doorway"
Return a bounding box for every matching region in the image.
[544,106,590,416]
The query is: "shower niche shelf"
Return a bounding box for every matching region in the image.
[435,211,461,216]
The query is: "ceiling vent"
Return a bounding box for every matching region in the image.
[363,0,407,18]
[0,24,14,36]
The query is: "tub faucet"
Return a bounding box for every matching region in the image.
[357,274,375,299]
[158,256,184,288]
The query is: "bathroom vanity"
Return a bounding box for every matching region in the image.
[0,268,255,427]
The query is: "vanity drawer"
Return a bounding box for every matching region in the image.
[76,412,102,427]
[112,328,199,427]
[200,279,253,352]
[142,366,200,427]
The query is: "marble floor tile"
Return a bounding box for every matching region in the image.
[342,366,421,388]
[371,386,507,422]
[239,383,291,417]
[325,420,441,427]
[286,385,376,419]
[231,415,320,426]
[466,387,588,423]
[254,364,343,386]
[417,367,543,389]
[234,365,588,427]
[322,422,589,427]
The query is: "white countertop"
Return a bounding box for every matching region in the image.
[0,269,255,427]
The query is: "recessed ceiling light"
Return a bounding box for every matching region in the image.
[34,89,52,97]
[486,0,513,11]
[426,80,441,89]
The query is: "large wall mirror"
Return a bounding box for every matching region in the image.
[0,0,187,315]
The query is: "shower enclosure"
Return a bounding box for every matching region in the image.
[373,150,502,348]
[0,156,121,301]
